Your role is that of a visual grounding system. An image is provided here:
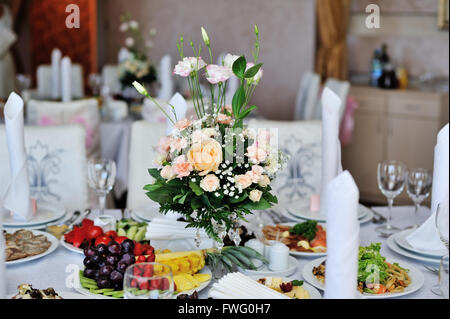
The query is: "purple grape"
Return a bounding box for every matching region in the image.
[113,283,122,291]
[83,268,97,279]
[121,240,135,253]
[106,255,119,266]
[120,253,135,266]
[97,278,111,289]
[83,247,96,258]
[96,244,107,255]
[99,265,114,277]
[116,261,128,273]
[110,271,123,283]
[108,243,122,255]
[83,257,95,269]
[91,254,103,265]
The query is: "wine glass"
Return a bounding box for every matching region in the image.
[88,73,102,96]
[376,160,407,236]
[439,255,449,299]
[124,263,174,299]
[87,158,116,215]
[436,200,449,249]
[406,168,432,229]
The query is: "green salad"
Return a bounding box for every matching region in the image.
[357,243,389,285]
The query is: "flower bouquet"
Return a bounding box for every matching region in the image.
[134,26,287,245]
[118,16,157,92]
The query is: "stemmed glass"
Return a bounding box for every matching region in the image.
[87,158,116,215]
[88,73,103,96]
[124,263,174,299]
[432,201,449,297]
[376,160,407,236]
[406,168,432,229]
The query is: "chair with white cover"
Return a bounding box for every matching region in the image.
[36,64,85,99]
[26,98,101,158]
[314,78,350,121]
[294,71,320,121]
[127,121,166,210]
[101,64,121,95]
[157,55,174,101]
[0,124,88,212]
[248,119,322,207]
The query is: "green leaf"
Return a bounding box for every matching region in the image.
[243,198,272,210]
[232,56,247,79]
[146,189,172,204]
[190,197,203,210]
[201,194,213,208]
[143,183,162,192]
[189,181,204,196]
[232,85,245,117]
[237,105,257,119]
[263,192,278,204]
[230,193,248,204]
[244,63,263,78]
[148,168,163,181]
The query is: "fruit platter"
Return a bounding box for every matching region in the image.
[62,218,149,254]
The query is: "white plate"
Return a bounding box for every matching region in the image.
[60,236,84,255]
[280,207,373,225]
[238,256,298,277]
[387,235,441,265]
[287,204,369,222]
[394,229,447,259]
[2,203,66,227]
[8,290,92,299]
[5,230,59,266]
[74,267,212,299]
[250,276,322,299]
[302,257,425,299]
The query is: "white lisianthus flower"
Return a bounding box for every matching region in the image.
[132,81,148,96]
[125,37,135,48]
[249,190,263,203]
[223,54,240,69]
[200,174,220,192]
[246,62,264,84]
[173,57,207,77]
[206,64,233,84]
[129,20,139,30]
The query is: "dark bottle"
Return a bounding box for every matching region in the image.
[378,63,399,89]
[370,48,383,87]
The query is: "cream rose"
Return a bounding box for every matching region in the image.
[160,166,176,180]
[200,174,220,192]
[246,165,264,183]
[235,174,252,189]
[246,143,268,164]
[258,175,271,187]
[249,190,263,202]
[187,138,223,176]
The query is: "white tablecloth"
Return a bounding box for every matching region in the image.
[5,206,443,299]
[100,119,133,198]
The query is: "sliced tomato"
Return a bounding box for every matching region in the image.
[376,284,387,294]
[81,219,94,228]
[86,226,103,240]
[105,230,118,239]
[133,242,145,256]
[94,235,112,247]
[114,236,128,244]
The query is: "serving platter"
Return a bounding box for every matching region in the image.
[302,257,425,299]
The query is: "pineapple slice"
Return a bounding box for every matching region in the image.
[193,273,211,283]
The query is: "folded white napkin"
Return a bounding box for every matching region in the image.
[157,55,174,101]
[51,48,61,99]
[166,93,187,135]
[61,56,72,102]
[209,272,290,299]
[324,171,360,299]
[407,123,449,251]
[145,218,209,241]
[2,92,32,221]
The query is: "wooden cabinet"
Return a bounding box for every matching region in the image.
[343,86,449,205]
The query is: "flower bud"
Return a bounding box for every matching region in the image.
[201,27,210,46]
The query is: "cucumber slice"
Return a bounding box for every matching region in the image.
[117,228,127,237]
[134,226,147,242]
[126,226,139,240]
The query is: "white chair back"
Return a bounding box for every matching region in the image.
[127,121,166,210]
[0,124,88,212]
[248,119,322,206]
[294,71,320,121]
[101,64,121,95]
[157,55,174,101]
[36,64,85,99]
[26,98,101,158]
[314,78,350,121]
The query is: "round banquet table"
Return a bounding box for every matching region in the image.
[5,206,442,299]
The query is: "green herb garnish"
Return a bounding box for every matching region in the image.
[291,280,304,287]
[289,220,318,241]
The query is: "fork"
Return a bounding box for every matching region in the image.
[423,265,439,274]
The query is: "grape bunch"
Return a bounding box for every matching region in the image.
[83,239,136,291]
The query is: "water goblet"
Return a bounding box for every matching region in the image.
[87,158,116,215]
[406,168,432,229]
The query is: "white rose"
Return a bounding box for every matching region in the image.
[200,174,220,192]
[258,175,271,187]
[160,166,176,180]
[249,190,263,203]
[235,174,252,189]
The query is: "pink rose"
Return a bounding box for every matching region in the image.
[206,64,233,84]
[235,174,252,190]
[173,57,207,77]
[246,143,267,164]
[174,119,192,131]
[200,174,220,192]
[170,137,188,153]
[217,113,232,125]
[158,136,172,154]
[246,165,264,183]
[172,155,193,178]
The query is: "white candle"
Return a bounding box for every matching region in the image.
[61,57,72,102]
[51,49,62,99]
